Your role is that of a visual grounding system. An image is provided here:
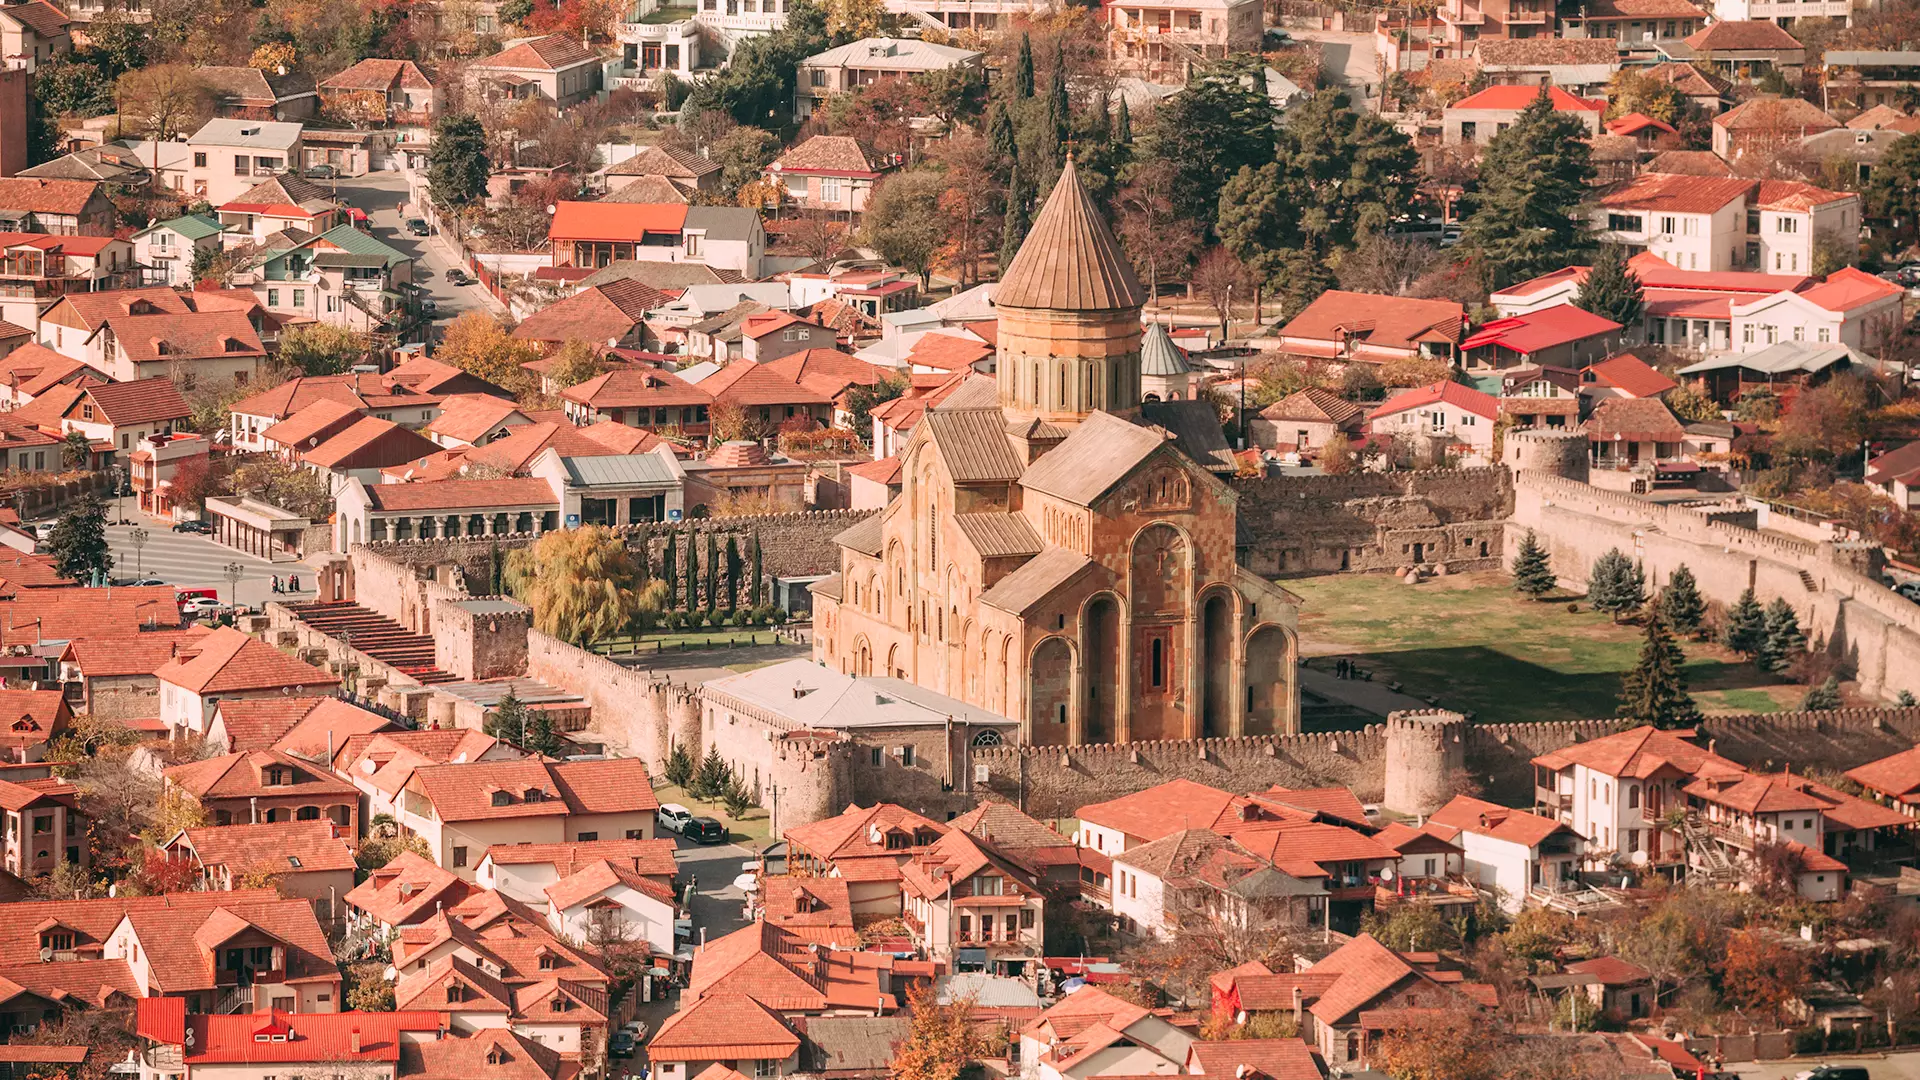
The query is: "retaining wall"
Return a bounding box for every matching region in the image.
[1232,468,1513,575]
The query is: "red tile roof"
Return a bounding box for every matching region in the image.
[544,858,679,911]
[700,359,833,408]
[1754,179,1853,211]
[904,331,993,372]
[179,1010,445,1063]
[1685,19,1802,51]
[1531,724,1743,779]
[80,377,190,426]
[164,748,360,802]
[1462,305,1622,355]
[212,696,329,752]
[321,58,434,92]
[1078,778,1239,843]
[1584,396,1687,442]
[0,178,98,216]
[1368,380,1499,422]
[154,626,340,695]
[1606,112,1679,137]
[345,850,470,928]
[549,201,687,243]
[362,476,558,513]
[1846,744,1920,801]
[1450,85,1605,113]
[563,367,709,410]
[1277,291,1465,353]
[1566,956,1650,986]
[301,415,438,470]
[774,135,882,175]
[176,820,356,876]
[647,991,800,1062]
[511,280,669,344]
[1428,795,1571,848]
[1799,266,1901,312]
[1715,96,1839,133]
[484,838,677,878]
[1187,1039,1323,1080]
[1584,353,1677,398]
[472,34,599,71]
[408,757,658,822]
[1601,172,1755,213]
[261,398,363,450]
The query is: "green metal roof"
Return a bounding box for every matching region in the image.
[314,223,409,268]
[139,213,226,241]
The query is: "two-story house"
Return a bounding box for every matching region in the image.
[475,838,678,907]
[468,35,603,108]
[1265,291,1465,367]
[1018,987,1197,1080]
[1292,934,1496,1070]
[1531,723,1742,871]
[163,821,356,911]
[1366,380,1500,463]
[613,0,702,86]
[199,65,320,121]
[0,232,140,330]
[1592,172,1859,275]
[1443,84,1605,145]
[11,374,190,465]
[132,215,228,288]
[783,803,949,916]
[1681,770,1908,899]
[0,774,86,878]
[0,177,116,237]
[1106,0,1262,71]
[1111,828,1326,941]
[899,830,1043,976]
[1433,0,1556,48]
[243,224,417,333]
[38,287,269,386]
[216,175,345,247]
[170,120,307,206]
[549,201,765,279]
[319,58,438,139]
[162,749,361,833]
[394,758,659,881]
[154,626,342,738]
[343,850,472,935]
[766,135,895,216]
[1712,96,1840,164]
[0,1,69,72]
[1425,795,1587,910]
[793,37,983,120]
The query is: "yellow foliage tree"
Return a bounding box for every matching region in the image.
[547,340,609,390]
[437,311,541,398]
[823,0,887,39]
[504,526,667,644]
[248,41,297,72]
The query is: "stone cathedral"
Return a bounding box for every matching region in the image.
[811,159,1300,747]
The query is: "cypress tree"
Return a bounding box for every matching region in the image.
[488,540,504,594]
[749,533,764,608]
[1115,95,1132,144]
[1659,564,1707,639]
[1047,46,1070,155]
[1760,597,1806,673]
[1461,85,1597,289]
[1575,242,1646,328]
[1511,529,1556,598]
[1801,675,1843,711]
[1000,170,1031,273]
[663,531,678,604]
[704,531,719,612]
[1618,614,1701,730]
[634,526,652,581]
[683,528,699,611]
[1723,587,1767,657]
[1014,32,1034,98]
[724,536,742,611]
[988,101,1017,177]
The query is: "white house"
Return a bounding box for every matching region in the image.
[1425,795,1588,911]
[170,119,307,205]
[474,837,677,908]
[1531,724,1743,872]
[154,626,341,737]
[130,214,227,287]
[1592,172,1860,275]
[1366,380,1500,463]
[1729,265,1901,352]
[543,858,681,956]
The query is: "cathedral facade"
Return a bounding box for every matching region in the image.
[810,160,1300,747]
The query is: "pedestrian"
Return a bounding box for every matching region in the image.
[271,574,281,594]
[290,574,300,592]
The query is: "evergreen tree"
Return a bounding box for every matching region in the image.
[1013,32,1034,98]
[1148,60,1278,229]
[427,113,490,213]
[987,101,1018,180]
[1576,243,1645,328]
[665,742,694,788]
[999,169,1030,272]
[1759,597,1806,673]
[1511,529,1556,598]
[704,531,719,612]
[1723,587,1767,657]
[1659,564,1707,639]
[663,531,678,603]
[724,536,742,611]
[722,777,752,819]
[749,534,764,608]
[486,691,528,745]
[692,744,733,800]
[1046,46,1070,166]
[1462,86,1597,289]
[1115,95,1132,144]
[1801,675,1843,711]
[488,540,505,595]
[1618,613,1701,730]
[1897,689,1917,707]
[46,494,111,585]
[524,710,562,758]
[634,526,652,581]
[683,528,699,610]
[1586,548,1641,621]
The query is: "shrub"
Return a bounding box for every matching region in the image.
[772,608,789,626]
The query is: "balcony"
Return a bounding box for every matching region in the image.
[619,16,698,39]
[1536,785,1572,811]
[1440,3,1486,25]
[1504,6,1551,21]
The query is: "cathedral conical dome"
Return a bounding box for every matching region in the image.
[1139,321,1191,376]
[995,157,1148,313]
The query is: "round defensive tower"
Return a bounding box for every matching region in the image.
[1383,709,1468,817]
[1506,428,1591,483]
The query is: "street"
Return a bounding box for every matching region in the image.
[327,173,492,332]
[63,501,327,610]
[1731,1053,1920,1079]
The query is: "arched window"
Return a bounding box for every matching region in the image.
[1628,784,1639,809]
[971,730,1003,747]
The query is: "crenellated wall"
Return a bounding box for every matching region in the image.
[1231,467,1513,575]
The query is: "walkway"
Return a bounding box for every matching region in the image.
[287,601,456,684]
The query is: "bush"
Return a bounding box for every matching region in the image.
[772,608,789,626]
[754,604,777,623]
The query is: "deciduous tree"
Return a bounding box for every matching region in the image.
[1720,928,1808,1020]
[503,527,666,644]
[1115,158,1201,303]
[891,984,985,1080]
[116,64,212,143]
[275,324,369,377]
[436,312,540,397]
[863,169,946,286]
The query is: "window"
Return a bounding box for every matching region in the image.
[1659,215,1676,235]
[234,156,249,176]
[626,829,644,839]
[192,151,208,168]
[821,177,842,203]
[451,846,467,867]
[576,831,598,841]
[292,289,305,307]
[899,746,914,767]
[1747,209,1760,234]
[1777,215,1799,234]
[1818,327,1831,343]
[958,914,971,939]
[976,875,1003,896]
[267,288,279,307]
[684,232,701,257]
[871,747,882,767]
[32,815,50,835]
[490,791,511,807]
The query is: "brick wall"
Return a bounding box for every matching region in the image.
[1232,468,1513,575]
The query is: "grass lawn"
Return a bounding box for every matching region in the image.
[1288,571,1803,724]
[591,630,787,654]
[654,782,773,848]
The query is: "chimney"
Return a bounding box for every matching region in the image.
[1292,985,1303,1024]
[349,1029,361,1054]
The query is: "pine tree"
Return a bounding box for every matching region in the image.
[665,742,694,788]
[46,494,112,585]
[1723,587,1767,657]
[724,536,741,611]
[1461,86,1597,290]
[692,744,732,800]
[1587,549,1641,621]
[1511,529,1556,598]
[1659,564,1707,639]
[524,710,562,758]
[663,531,678,604]
[749,533,764,608]
[704,531,719,612]
[999,169,1030,272]
[683,528,699,611]
[722,777,752,819]
[487,691,528,745]
[1801,675,1843,711]
[1115,95,1132,144]
[1759,598,1806,673]
[1575,243,1646,329]
[1618,613,1701,730]
[1014,32,1034,98]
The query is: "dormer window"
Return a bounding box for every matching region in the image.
[11,716,37,732]
[42,931,72,951]
[447,983,466,1003]
[537,952,557,970]
[490,791,511,807]
[523,788,544,803]
[485,1048,507,1066]
[551,996,570,1012]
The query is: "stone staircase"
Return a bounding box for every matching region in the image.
[288,602,457,685]
[1679,813,1738,884]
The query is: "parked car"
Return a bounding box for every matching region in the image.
[305,164,337,180]
[445,268,472,285]
[685,816,727,844]
[405,218,430,236]
[113,576,166,587]
[657,803,694,834]
[608,1032,635,1058]
[1795,1068,1871,1080]
[172,519,212,534]
[31,522,53,541]
[420,298,438,316]
[180,597,228,618]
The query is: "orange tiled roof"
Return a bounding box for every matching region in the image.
[345,850,470,928]
[647,991,799,1062]
[177,820,356,876]
[164,748,359,802]
[154,626,339,695]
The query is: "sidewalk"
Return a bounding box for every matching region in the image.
[1298,664,1434,717]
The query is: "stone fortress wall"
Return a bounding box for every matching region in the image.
[1231,467,1514,576]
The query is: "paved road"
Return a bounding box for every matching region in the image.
[1730,1052,1920,1079]
[329,173,490,332]
[53,506,326,609]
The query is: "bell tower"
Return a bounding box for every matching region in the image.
[994,157,1148,429]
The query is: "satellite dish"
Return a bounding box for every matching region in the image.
[1379,866,1394,882]
[545,204,557,216]
[1630,850,1650,866]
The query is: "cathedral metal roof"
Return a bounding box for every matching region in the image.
[923,407,1027,484]
[952,512,1043,559]
[993,158,1148,313]
[1139,322,1192,377]
[1018,411,1170,506]
[979,547,1101,614]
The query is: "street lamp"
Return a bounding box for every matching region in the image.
[109,466,124,525]
[223,562,244,612]
[129,527,149,578]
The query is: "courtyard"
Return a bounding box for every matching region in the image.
[1288,571,1808,725]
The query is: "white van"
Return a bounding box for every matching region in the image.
[658,803,694,833]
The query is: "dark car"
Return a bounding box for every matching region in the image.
[172,519,213,534]
[305,164,337,180]
[445,268,472,285]
[1801,1067,1871,1080]
[685,817,728,844]
[608,1033,635,1058]
[405,218,430,236]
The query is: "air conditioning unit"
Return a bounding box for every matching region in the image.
[973,764,989,784]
